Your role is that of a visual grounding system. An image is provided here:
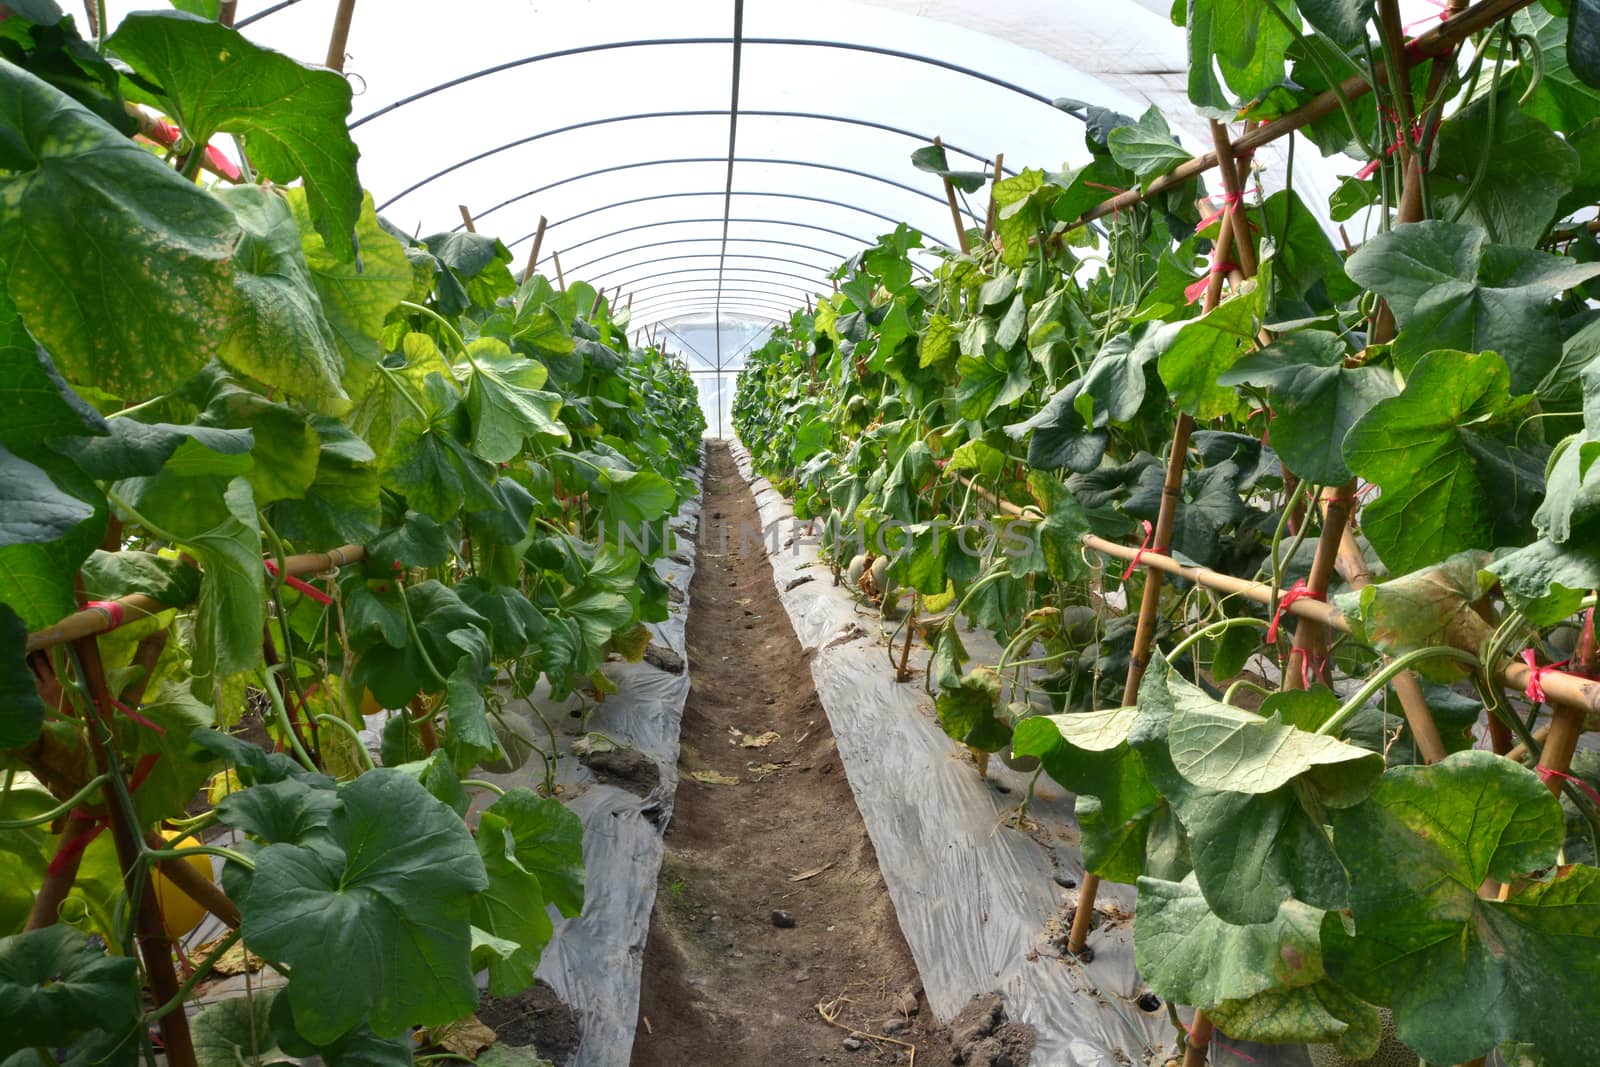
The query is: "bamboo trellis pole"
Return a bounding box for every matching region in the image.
[324,0,358,72]
[933,136,971,254]
[983,152,1005,242]
[520,216,549,284]
[459,205,477,233]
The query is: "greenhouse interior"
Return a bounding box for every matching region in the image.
[3,0,1600,1065]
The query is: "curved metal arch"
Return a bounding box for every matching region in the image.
[352,37,1077,129]
[434,155,983,231]
[569,236,847,276]
[607,266,825,296]
[236,0,304,28]
[381,109,1011,216]
[630,293,800,316]
[522,217,932,281]
[623,278,817,304]
[543,190,947,247]
[585,253,832,286]
[637,306,796,329]
[631,287,805,311]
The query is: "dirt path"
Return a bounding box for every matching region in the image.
[632,444,990,1067]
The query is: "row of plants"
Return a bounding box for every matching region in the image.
[733,2,1600,1064]
[0,3,705,1066]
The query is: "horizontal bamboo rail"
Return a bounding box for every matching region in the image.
[26,544,366,654]
[956,474,1600,719]
[1055,0,1537,233]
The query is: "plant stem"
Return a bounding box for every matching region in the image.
[1317,646,1482,737]
[0,774,112,829]
[144,930,244,1022]
[461,778,506,796]
[313,714,376,772]
[1165,617,1270,664]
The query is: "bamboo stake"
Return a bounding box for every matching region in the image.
[520,216,549,284]
[1054,0,1538,235]
[146,831,242,929]
[27,545,365,654]
[983,152,1005,242]
[324,0,358,72]
[24,811,97,930]
[458,205,476,233]
[218,1,237,26]
[1183,1015,1215,1067]
[552,250,567,291]
[1069,160,1247,959]
[933,137,971,254]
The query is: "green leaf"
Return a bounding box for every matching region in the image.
[1324,752,1600,1067]
[240,770,488,1043]
[1135,876,1379,1057]
[1131,660,1351,924]
[596,467,675,531]
[80,549,199,606]
[1488,534,1600,627]
[128,681,217,824]
[1508,9,1600,132]
[1344,221,1600,393]
[1079,322,1175,425]
[191,995,295,1067]
[481,789,585,917]
[1107,107,1192,185]
[1342,350,1542,574]
[461,338,568,463]
[1167,692,1382,804]
[1431,93,1577,249]
[935,666,1009,751]
[108,11,362,256]
[1007,379,1108,474]
[0,286,106,452]
[1186,0,1298,112]
[1156,285,1260,420]
[381,374,498,522]
[469,809,553,997]
[1572,0,1600,90]
[0,62,240,398]
[269,416,381,549]
[908,144,987,193]
[991,169,1051,269]
[192,370,322,505]
[0,602,45,749]
[1297,0,1372,47]
[0,926,139,1058]
[0,443,95,547]
[212,186,350,414]
[0,449,106,630]
[1027,471,1091,582]
[1218,330,1393,485]
[286,188,412,390]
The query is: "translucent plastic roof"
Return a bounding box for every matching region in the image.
[102,0,1370,369]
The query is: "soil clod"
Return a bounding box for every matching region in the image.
[770,908,796,928]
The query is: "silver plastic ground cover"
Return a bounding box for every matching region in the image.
[727,441,1310,1067]
[471,463,704,1067]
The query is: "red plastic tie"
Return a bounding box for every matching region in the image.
[1267,579,1324,644]
[1185,262,1240,304]
[1355,122,1423,180]
[1121,520,1154,581]
[1520,650,1570,704]
[1197,188,1262,233]
[84,600,125,628]
[264,559,334,606]
[1538,767,1600,808]
[48,820,106,876]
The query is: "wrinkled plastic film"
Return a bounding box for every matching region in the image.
[728,442,1310,1067]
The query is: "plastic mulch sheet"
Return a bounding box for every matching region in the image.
[726,441,1310,1067]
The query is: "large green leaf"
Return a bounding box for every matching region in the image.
[0,62,240,398]
[0,285,105,452]
[469,808,553,997]
[1131,660,1351,924]
[1156,284,1259,420]
[1489,534,1600,627]
[269,416,380,549]
[108,11,361,256]
[240,769,488,1043]
[213,185,350,414]
[1166,689,1383,804]
[192,369,322,505]
[1135,876,1378,1057]
[0,603,45,748]
[0,925,139,1058]
[1107,107,1191,185]
[1324,752,1600,1067]
[460,338,568,463]
[1342,350,1543,574]
[0,443,95,547]
[1431,93,1577,249]
[191,995,294,1067]
[1573,0,1600,91]
[1508,9,1600,133]
[381,374,498,522]
[1344,221,1600,393]
[1026,470,1091,582]
[481,788,585,918]
[286,188,411,389]
[1297,0,1372,47]
[1218,330,1393,485]
[1079,321,1176,425]
[1185,0,1298,112]
[0,448,106,630]
[1007,379,1108,474]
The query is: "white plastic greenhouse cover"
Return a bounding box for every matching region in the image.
[98,0,1421,430]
